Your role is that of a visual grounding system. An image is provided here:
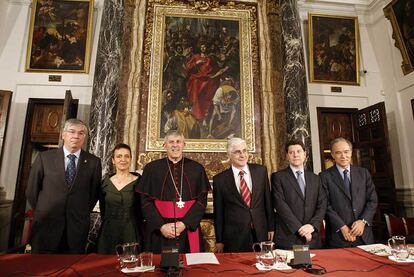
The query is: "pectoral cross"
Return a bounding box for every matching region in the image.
[177,197,185,209]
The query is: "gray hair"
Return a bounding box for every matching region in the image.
[330,137,353,151]
[63,118,88,135]
[164,129,185,143]
[227,137,247,154]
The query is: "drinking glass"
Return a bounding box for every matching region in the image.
[115,242,139,270]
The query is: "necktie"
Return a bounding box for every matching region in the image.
[239,170,251,207]
[296,171,305,197]
[66,154,77,187]
[343,169,350,194]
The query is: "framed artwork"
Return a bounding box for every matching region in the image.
[308,13,360,85]
[146,3,256,152]
[0,90,12,170]
[25,0,94,73]
[384,0,414,75]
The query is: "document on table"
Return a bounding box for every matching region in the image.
[185,253,220,265]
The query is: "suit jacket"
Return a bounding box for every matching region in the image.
[319,165,378,248]
[26,148,102,253]
[271,167,327,249]
[213,164,274,252]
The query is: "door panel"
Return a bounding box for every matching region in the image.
[352,101,396,242]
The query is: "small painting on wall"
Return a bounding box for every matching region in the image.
[308,13,360,85]
[25,0,94,73]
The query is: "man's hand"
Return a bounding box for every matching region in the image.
[298,224,314,237]
[350,220,365,237]
[175,221,186,236]
[268,231,274,241]
[216,243,224,253]
[304,233,312,243]
[160,223,176,239]
[340,225,356,242]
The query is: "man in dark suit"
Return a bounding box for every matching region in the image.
[26,118,102,254]
[271,140,326,249]
[213,137,274,252]
[320,137,378,248]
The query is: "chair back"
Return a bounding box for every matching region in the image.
[384,214,406,237]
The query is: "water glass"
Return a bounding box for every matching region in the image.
[275,252,288,266]
[388,236,409,261]
[139,252,153,270]
[115,242,139,270]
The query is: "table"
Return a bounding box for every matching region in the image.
[1,248,413,276]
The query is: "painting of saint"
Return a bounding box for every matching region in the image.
[161,17,241,139]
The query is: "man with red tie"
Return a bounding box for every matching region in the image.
[213,137,274,252]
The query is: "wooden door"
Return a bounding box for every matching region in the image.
[9,95,77,250]
[351,101,396,241]
[317,107,357,170]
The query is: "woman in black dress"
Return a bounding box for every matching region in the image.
[97,143,141,254]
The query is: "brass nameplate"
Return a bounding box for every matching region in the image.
[48,75,62,82]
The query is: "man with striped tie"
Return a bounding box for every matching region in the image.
[213,137,274,252]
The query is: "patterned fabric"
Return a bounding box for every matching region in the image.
[343,169,350,195]
[239,170,251,207]
[65,154,77,187]
[296,171,306,197]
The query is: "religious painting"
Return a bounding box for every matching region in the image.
[0,90,12,170]
[146,4,255,152]
[384,0,414,75]
[308,13,360,85]
[25,0,94,73]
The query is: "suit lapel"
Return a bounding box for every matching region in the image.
[330,166,351,200]
[349,165,360,202]
[249,164,260,206]
[225,168,246,206]
[286,167,305,200]
[71,150,87,189]
[57,148,66,188]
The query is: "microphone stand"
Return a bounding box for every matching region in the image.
[163,197,181,277]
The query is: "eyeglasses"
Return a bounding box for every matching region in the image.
[65,129,86,136]
[231,149,247,155]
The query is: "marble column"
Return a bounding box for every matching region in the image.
[89,0,125,177]
[280,0,313,170]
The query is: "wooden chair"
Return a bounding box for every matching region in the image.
[384,214,406,237]
[403,217,414,243]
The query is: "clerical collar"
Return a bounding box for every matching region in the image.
[167,157,183,165]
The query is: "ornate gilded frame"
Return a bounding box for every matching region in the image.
[384,0,414,75]
[25,0,94,73]
[146,2,256,152]
[308,13,360,85]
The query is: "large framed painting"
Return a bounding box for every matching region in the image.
[0,90,12,170]
[384,0,414,75]
[308,13,360,85]
[146,3,256,152]
[25,0,94,73]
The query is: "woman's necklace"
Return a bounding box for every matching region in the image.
[166,158,185,208]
